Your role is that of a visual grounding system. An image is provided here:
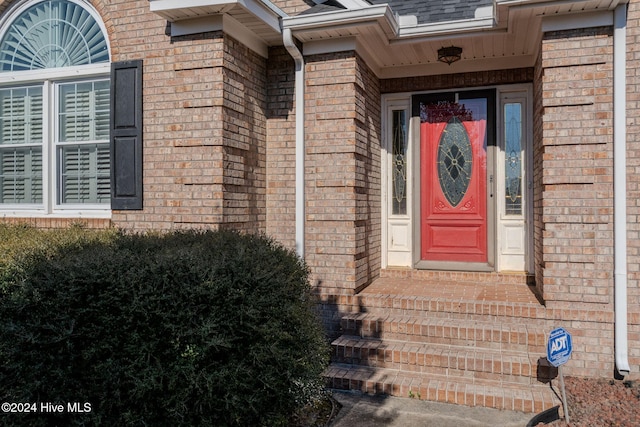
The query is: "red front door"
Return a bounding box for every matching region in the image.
[419,95,490,263]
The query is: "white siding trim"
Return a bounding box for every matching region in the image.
[542,10,613,32]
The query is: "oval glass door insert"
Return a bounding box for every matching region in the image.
[437,117,472,207]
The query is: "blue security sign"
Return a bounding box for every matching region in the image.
[547,327,573,367]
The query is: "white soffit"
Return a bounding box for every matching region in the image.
[497,0,626,15]
[286,0,625,42]
[377,55,536,79]
[283,4,498,40]
[150,0,235,19]
[336,0,371,9]
[303,37,358,56]
[149,0,284,44]
[285,0,628,79]
[170,14,223,36]
[312,0,370,9]
[282,5,397,36]
[542,10,614,32]
[396,16,497,39]
[170,14,270,57]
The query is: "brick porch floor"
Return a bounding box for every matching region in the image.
[368,269,542,304]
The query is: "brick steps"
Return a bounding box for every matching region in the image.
[324,283,560,413]
[332,336,539,385]
[325,363,559,414]
[353,293,546,322]
[340,312,547,352]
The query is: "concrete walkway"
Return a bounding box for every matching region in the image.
[329,391,535,427]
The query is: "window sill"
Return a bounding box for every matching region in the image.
[0,210,112,219]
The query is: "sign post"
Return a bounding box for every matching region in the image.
[547,327,573,424]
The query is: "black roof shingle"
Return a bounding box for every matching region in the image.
[296,0,494,24]
[368,0,493,24]
[297,0,346,16]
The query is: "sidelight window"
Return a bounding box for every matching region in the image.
[504,103,523,215]
[392,109,408,215]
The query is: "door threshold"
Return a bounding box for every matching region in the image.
[414,260,494,272]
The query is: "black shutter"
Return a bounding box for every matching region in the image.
[110,60,143,210]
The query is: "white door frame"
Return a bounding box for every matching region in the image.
[496,85,534,273]
[381,96,413,267]
[381,83,533,273]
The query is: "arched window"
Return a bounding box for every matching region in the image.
[0,0,109,71]
[0,0,110,215]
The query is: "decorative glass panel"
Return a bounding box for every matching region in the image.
[0,0,109,72]
[392,110,407,215]
[420,101,473,124]
[0,86,43,203]
[504,103,522,215]
[437,117,472,207]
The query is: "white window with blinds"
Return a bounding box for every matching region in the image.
[0,0,110,216]
[0,86,43,204]
[56,80,110,206]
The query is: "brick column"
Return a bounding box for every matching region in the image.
[304,52,381,296]
[533,48,545,299]
[538,27,614,308]
[219,36,267,231]
[108,5,267,232]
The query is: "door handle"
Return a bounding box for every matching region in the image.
[489,174,494,198]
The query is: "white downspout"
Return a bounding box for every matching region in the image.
[613,3,630,376]
[283,28,305,258]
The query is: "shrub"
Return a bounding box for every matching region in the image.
[0,224,117,291]
[0,227,328,426]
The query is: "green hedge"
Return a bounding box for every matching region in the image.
[0,226,328,426]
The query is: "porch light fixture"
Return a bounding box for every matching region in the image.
[437,46,463,65]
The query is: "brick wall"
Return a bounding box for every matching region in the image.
[533,49,545,298]
[303,51,382,337]
[536,21,640,378]
[102,1,267,231]
[538,27,615,308]
[0,1,268,231]
[111,27,227,230]
[0,2,10,16]
[304,51,381,295]
[381,68,534,93]
[219,36,268,230]
[354,54,382,290]
[266,47,297,250]
[271,0,314,15]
